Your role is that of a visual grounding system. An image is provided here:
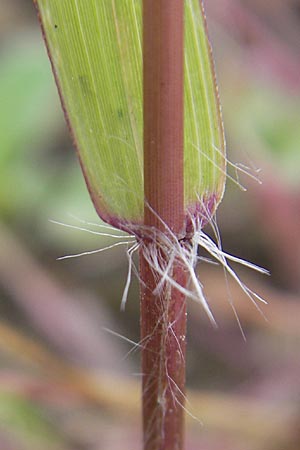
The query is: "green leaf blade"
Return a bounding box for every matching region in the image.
[36,0,143,226]
[184,0,226,218]
[35,0,225,230]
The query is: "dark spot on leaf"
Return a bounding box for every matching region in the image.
[78,75,94,97]
[54,24,58,29]
[117,109,123,119]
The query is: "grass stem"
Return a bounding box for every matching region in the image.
[141,2,187,449]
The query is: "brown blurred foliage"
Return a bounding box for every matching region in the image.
[0,0,299,449]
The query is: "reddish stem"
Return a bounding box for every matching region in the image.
[141,2,187,449]
[140,256,187,450]
[143,0,185,234]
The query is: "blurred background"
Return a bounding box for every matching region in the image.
[0,0,300,449]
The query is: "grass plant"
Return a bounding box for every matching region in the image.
[34,1,226,448]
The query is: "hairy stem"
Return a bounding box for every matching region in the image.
[140,252,187,450]
[141,1,187,449]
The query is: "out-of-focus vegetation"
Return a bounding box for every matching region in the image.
[0,1,299,449]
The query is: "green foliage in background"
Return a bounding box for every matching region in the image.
[0,391,66,450]
[234,84,300,185]
[0,39,59,218]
